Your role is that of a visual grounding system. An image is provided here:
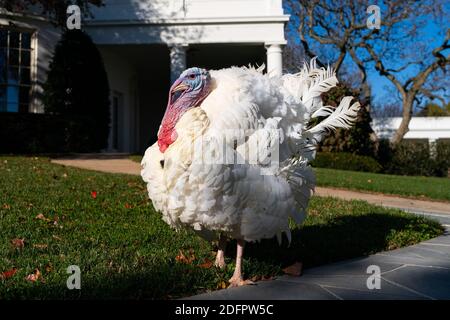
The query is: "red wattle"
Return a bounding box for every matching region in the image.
[158,123,176,153]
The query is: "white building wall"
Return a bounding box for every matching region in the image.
[2,1,289,153]
[89,0,284,21]
[372,117,450,143]
[86,0,288,47]
[84,0,289,152]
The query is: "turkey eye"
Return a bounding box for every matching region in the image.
[188,74,196,79]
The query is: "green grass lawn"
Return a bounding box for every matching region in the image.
[0,156,444,299]
[315,167,450,202]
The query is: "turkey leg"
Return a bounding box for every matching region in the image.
[228,239,254,287]
[215,234,227,269]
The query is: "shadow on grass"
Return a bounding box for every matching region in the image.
[3,262,219,300]
[2,212,442,299]
[242,211,442,270]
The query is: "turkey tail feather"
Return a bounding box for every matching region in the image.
[305,96,360,144]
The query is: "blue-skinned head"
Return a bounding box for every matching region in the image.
[158,67,212,153]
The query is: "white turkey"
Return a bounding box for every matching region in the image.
[141,59,360,287]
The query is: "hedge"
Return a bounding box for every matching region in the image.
[377,139,450,177]
[0,112,104,154]
[312,152,382,173]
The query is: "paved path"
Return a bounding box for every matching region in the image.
[316,187,450,216]
[51,158,142,176]
[51,157,450,300]
[188,230,450,300]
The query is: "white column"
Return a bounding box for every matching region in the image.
[169,44,188,83]
[265,44,283,77]
[429,138,437,159]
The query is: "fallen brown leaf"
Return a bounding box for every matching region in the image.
[35,213,50,222]
[198,258,213,269]
[11,238,25,249]
[33,244,48,249]
[25,269,41,282]
[250,275,261,282]
[2,204,11,210]
[0,268,17,280]
[45,264,53,273]
[175,249,195,264]
[283,262,303,277]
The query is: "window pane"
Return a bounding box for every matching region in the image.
[0,30,7,47]
[21,33,31,49]
[8,67,19,85]
[21,50,31,66]
[0,29,34,114]
[6,86,19,112]
[9,31,19,48]
[0,48,6,83]
[0,85,6,100]
[9,49,19,66]
[0,85,6,112]
[20,67,31,85]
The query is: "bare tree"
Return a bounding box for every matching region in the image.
[360,31,449,144]
[285,0,449,145]
[285,0,374,106]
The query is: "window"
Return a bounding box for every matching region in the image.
[0,28,33,113]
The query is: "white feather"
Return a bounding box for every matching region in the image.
[306,96,360,144]
[141,59,360,243]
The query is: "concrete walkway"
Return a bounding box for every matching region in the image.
[51,156,450,300]
[188,229,450,300]
[316,187,450,216]
[51,158,142,176]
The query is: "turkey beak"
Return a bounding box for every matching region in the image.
[172,83,189,92]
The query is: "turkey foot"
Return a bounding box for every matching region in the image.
[228,239,255,287]
[215,250,226,269]
[215,234,227,269]
[228,275,255,287]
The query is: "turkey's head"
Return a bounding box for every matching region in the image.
[158,67,212,153]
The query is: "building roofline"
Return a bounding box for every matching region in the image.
[84,15,290,27]
[0,9,51,23]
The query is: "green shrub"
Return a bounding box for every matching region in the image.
[0,112,99,153]
[318,84,376,157]
[377,139,450,177]
[434,140,450,177]
[312,152,382,173]
[43,29,110,151]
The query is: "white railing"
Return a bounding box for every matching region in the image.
[372,117,450,143]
